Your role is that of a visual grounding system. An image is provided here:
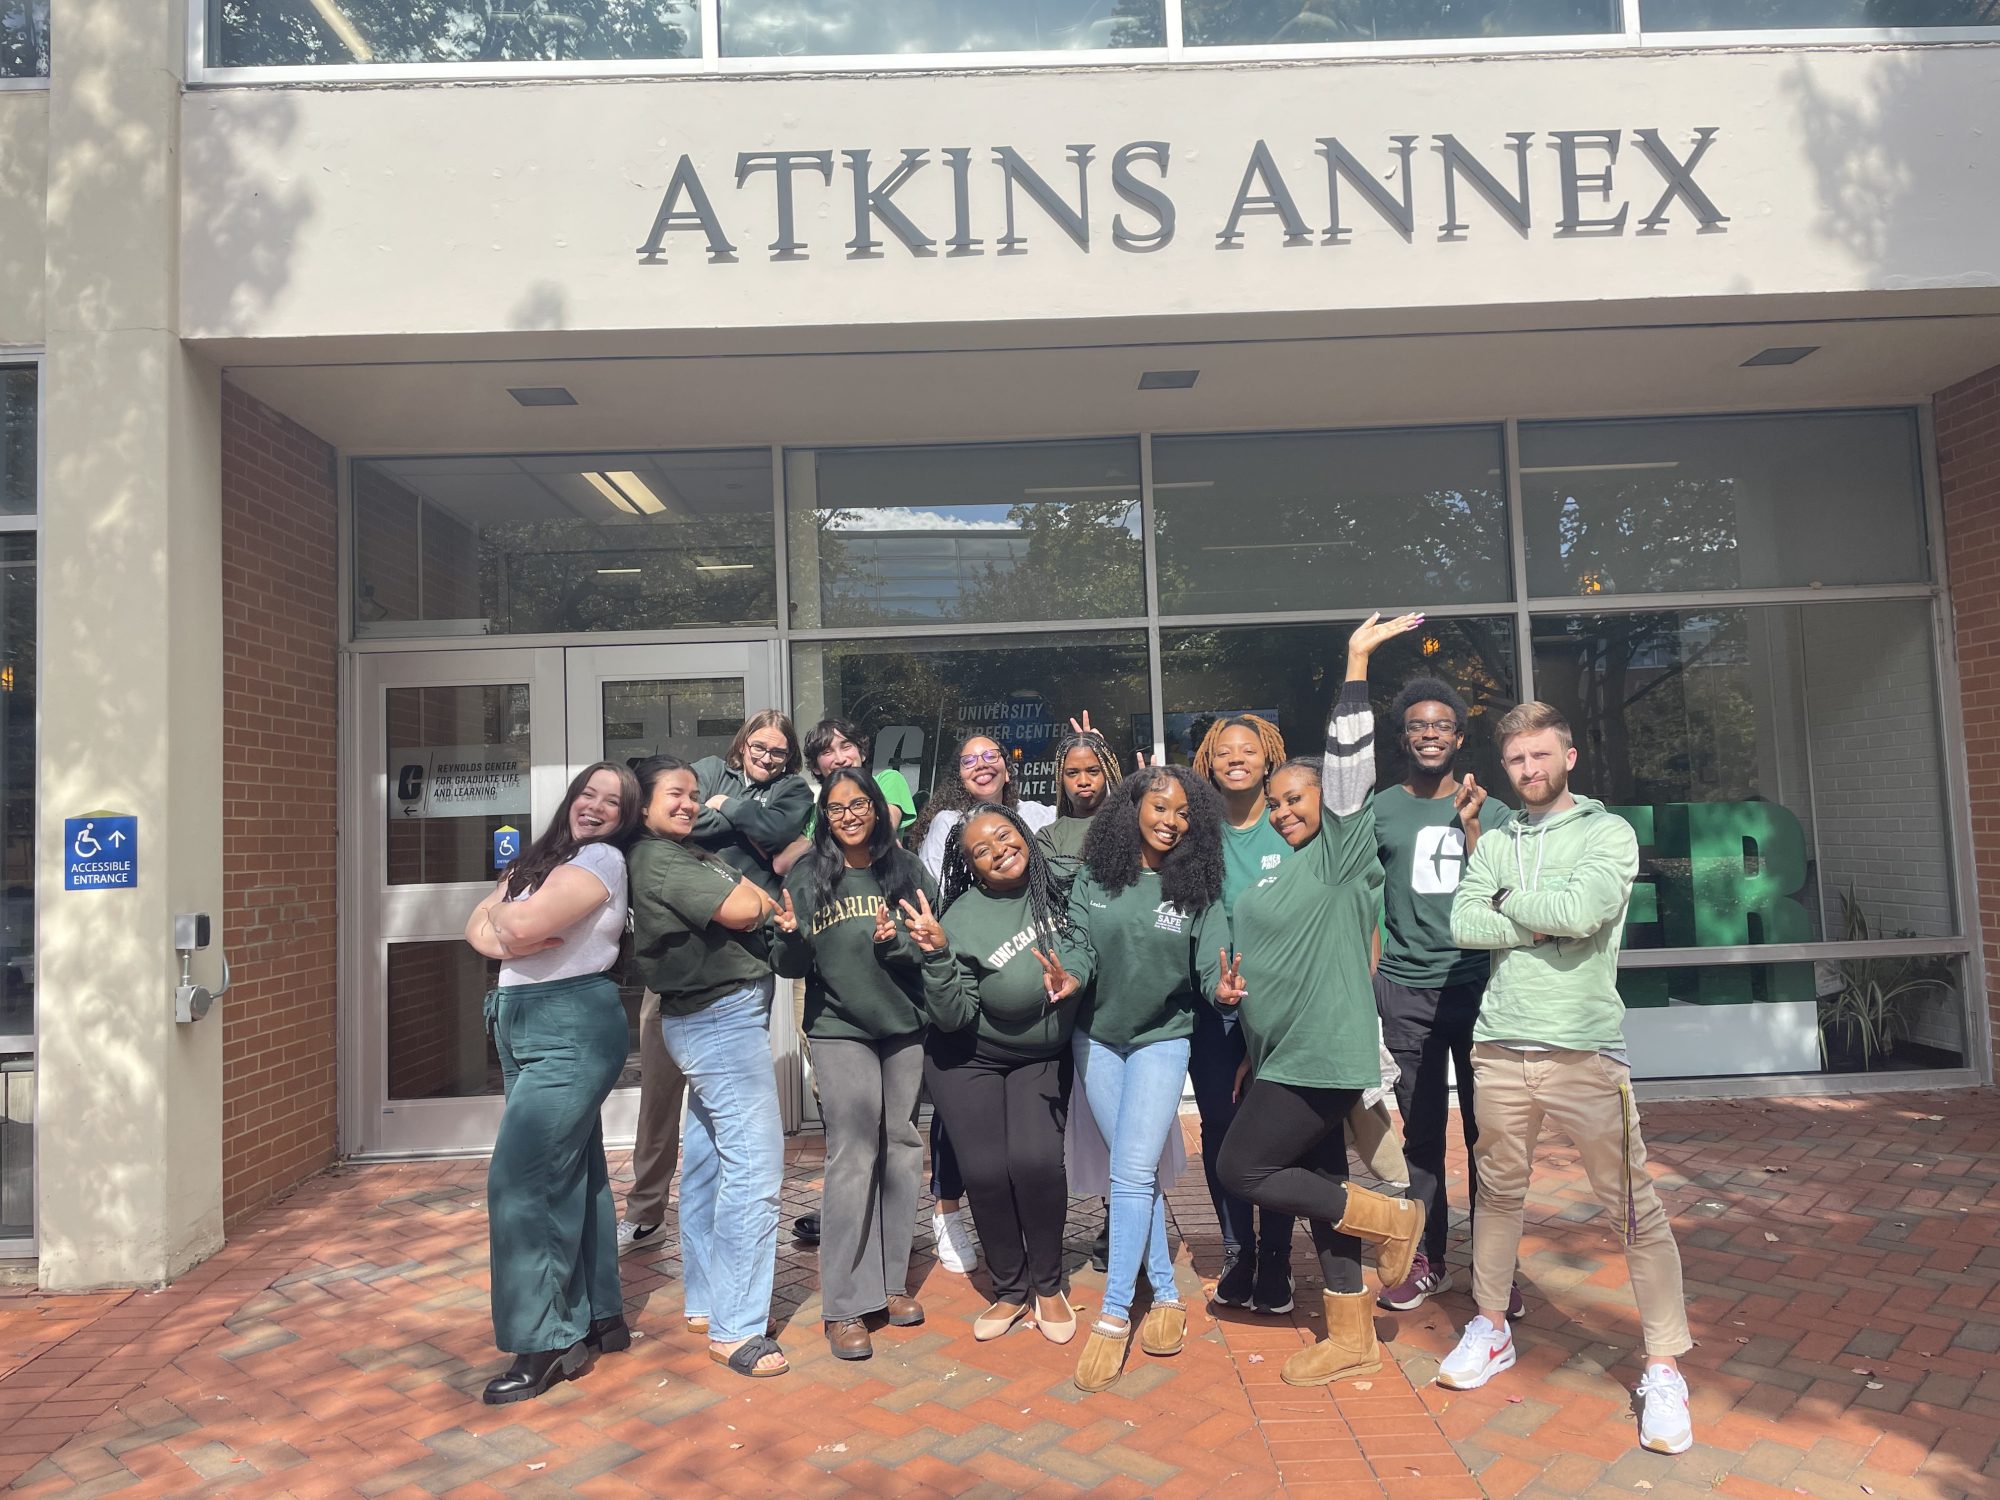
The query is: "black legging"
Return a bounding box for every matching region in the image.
[1216,1079,1367,1293]
[923,1032,1071,1303]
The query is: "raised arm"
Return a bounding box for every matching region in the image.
[1333,611,1420,818]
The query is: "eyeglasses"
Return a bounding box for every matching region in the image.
[745,743,791,764]
[1403,719,1460,739]
[959,750,1005,770]
[826,797,872,821]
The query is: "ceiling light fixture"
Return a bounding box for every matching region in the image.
[605,471,668,514]
[509,386,578,407]
[1519,462,1680,475]
[1138,370,1199,390]
[583,472,638,514]
[595,567,642,576]
[1740,346,1819,367]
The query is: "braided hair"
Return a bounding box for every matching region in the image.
[939,804,1076,945]
[1192,713,1287,786]
[1050,727,1124,819]
[1079,765,1225,916]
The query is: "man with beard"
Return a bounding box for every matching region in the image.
[1442,702,1693,1459]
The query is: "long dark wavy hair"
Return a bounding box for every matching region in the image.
[1079,765,1224,916]
[502,760,643,899]
[908,731,1021,852]
[939,803,1076,944]
[632,754,725,863]
[805,768,922,915]
[1050,727,1124,819]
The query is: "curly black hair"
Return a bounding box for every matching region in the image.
[1391,677,1471,736]
[907,732,1022,852]
[938,804,1076,944]
[804,768,921,917]
[1079,765,1224,916]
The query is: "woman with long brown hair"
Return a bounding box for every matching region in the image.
[465,760,643,1405]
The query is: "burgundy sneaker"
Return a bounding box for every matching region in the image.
[1377,1251,1452,1311]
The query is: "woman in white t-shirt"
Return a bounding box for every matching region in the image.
[464,760,642,1407]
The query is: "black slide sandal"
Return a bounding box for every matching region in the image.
[708,1334,788,1378]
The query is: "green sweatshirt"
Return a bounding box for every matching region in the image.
[1450,795,1640,1053]
[689,757,813,896]
[918,884,1097,1059]
[772,853,938,1042]
[1035,814,1093,873]
[1069,867,1216,1047]
[628,836,771,1016]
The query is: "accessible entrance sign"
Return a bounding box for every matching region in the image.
[65,811,138,891]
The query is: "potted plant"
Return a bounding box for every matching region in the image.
[1817,889,1950,1072]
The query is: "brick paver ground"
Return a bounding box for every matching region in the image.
[1,1088,1995,1498]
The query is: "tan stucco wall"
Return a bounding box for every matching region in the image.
[180,46,2000,343]
[0,89,46,347]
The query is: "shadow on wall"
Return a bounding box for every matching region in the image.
[1784,49,2000,294]
[181,91,314,329]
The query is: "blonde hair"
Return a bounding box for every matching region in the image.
[1494,701,1573,752]
[1193,714,1286,784]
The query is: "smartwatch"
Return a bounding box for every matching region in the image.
[1489,887,1513,911]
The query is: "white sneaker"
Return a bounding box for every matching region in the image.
[1436,1314,1517,1390]
[1637,1364,1693,1455]
[617,1219,663,1257]
[931,1205,979,1274]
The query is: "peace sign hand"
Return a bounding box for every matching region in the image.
[772,889,799,935]
[1214,948,1248,1007]
[897,890,947,954]
[1346,610,1425,661]
[1033,948,1080,1006]
[1067,710,1096,737]
[873,899,898,945]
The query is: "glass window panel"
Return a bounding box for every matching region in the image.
[1183,0,1619,43]
[385,685,533,885]
[0,368,34,518]
[791,631,1149,808]
[386,943,501,1099]
[353,451,775,638]
[211,0,699,67]
[1161,616,1519,787]
[1531,601,1955,954]
[1642,0,1995,28]
[1,3,47,77]
[0,535,32,1041]
[0,1056,29,1239]
[721,0,1164,54]
[601,677,745,770]
[1520,411,1928,598]
[1152,426,1510,616]
[786,441,1144,628]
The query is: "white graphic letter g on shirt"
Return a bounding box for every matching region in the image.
[1411,825,1468,895]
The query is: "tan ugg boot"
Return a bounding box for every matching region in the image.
[1333,1184,1426,1291]
[1074,1318,1132,1392]
[1282,1290,1384,1386]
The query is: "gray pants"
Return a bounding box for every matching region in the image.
[813,1033,926,1322]
[625,988,688,1228]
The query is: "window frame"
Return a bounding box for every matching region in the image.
[0,353,40,1260]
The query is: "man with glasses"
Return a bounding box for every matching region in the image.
[1357,663,1511,1314]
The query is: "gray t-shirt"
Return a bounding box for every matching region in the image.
[500,841,629,986]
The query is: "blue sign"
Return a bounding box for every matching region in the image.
[65,813,138,892]
[493,825,521,870]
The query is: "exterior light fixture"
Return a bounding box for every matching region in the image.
[1740,347,1819,367]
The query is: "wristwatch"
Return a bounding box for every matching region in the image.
[1489,887,1513,911]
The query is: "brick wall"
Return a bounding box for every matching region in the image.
[1936,362,2000,1081]
[220,384,340,1223]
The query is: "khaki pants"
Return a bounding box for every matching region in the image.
[1468,1042,1691,1357]
[1346,1099,1410,1186]
[624,988,689,1228]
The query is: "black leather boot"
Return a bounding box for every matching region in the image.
[482,1340,588,1405]
[587,1316,632,1353]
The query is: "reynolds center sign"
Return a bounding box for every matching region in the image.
[638,129,1727,263]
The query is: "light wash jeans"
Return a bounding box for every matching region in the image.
[660,977,783,1344]
[1072,1031,1190,1323]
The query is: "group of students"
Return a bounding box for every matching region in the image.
[463,611,1698,1458]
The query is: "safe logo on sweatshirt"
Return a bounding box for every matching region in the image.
[1153,902,1186,934]
[1411,825,1469,895]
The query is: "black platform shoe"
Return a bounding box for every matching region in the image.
[482,1340,589,1405]
[586,1315,632,1353]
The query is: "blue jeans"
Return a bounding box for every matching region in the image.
[660,978,783,1344]
[1073,1030,1190,1323]
[1187,999,1296,1262]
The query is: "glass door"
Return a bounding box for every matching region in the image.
[563,643,802,1138]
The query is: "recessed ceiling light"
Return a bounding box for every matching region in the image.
[509,386,577,406]
[1740,347,1819,368]
[1138,369,1199,390]
[595,567,642,575]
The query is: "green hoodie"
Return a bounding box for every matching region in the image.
[1450,794,1639,1054]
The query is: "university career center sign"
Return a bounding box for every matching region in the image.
[637,128,1727,264]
